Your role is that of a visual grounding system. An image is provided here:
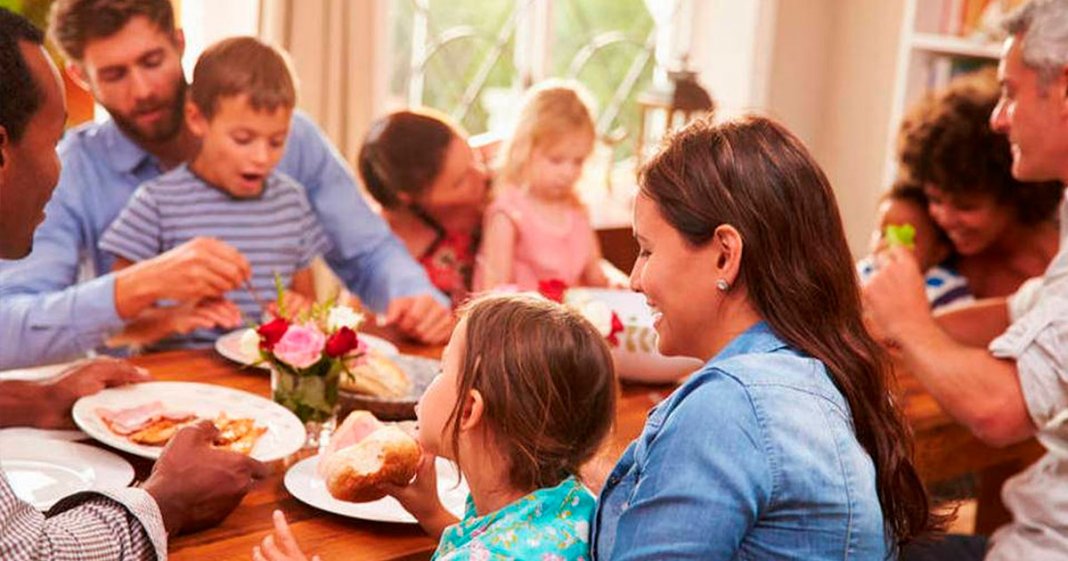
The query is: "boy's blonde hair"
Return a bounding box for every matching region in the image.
[497,79,597,187]
[190,36,297,119]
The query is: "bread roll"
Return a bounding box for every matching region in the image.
[320,411,421,502]
[341,352,412,398]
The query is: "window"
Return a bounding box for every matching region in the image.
[387,0,657,162]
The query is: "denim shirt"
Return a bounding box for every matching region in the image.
[592,322,889,560]
[0,112,445,369]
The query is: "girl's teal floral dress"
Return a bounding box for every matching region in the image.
[432,476,594,561]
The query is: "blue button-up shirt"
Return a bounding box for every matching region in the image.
[0,112,445,369]
[592,322,889,560]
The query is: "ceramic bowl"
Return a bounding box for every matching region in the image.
[566,288,703,384]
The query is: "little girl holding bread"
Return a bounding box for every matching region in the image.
[252,293,617,560]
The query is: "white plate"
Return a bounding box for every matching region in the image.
[0,361,76,381]
[0,427,86,442]
[72,382,306,462]
[285,455,468,524]
[0,361,87,441]
[0,436,134,510]
[215,328,400,368]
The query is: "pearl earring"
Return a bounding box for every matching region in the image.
[716,279,730,292]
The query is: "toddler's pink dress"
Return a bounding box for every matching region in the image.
[479,188,593,290]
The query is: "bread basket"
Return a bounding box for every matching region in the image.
[338,354,440,421]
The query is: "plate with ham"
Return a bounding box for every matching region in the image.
[72,382,305,462]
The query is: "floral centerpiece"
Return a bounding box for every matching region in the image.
[240,290,367,447]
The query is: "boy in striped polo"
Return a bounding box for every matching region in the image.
[99,36,329,349]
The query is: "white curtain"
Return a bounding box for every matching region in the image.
[258,0,388,161]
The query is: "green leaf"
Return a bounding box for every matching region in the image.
[274,272,287,319]
[885,223,916,250]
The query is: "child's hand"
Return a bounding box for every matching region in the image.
[381,453,457,538]
[383,452,440,516]
[251,510,320,561]
[267,290,314,320]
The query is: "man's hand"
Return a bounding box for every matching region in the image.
[109,299,244,348]
[142,420,269,536]
[862,246,932,345]
[34,358,150,429]
[384,295,454,344]
[114,237,252,319]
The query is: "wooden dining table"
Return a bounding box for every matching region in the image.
[115,339,1042,560]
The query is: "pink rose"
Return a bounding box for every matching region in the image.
[272,323,326,369]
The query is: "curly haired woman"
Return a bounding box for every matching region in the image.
[897,68,1062,298]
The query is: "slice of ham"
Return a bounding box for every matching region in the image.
[96,401,196,435]
[318,411,383,477]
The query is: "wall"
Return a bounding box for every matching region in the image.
[764,0,906,256]
[764,0,834,149]
[689,0,777,118]
[180,0,258,76]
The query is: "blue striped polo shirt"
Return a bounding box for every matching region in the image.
[99,164,331,347]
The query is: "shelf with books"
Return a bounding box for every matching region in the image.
[910,32,1001,60]
[883,0,1016,185]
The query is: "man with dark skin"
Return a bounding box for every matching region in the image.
[0,8,267,559]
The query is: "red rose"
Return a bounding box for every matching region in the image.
[537,278,568,303]
[606,311,625,347]
[324,326,360,358]
[257,317,290,351]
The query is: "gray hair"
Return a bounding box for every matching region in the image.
[1003,0,1068,90]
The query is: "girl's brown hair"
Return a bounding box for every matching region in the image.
[639,115,942,550]
[358,109,462,209]
[447,293,616,492]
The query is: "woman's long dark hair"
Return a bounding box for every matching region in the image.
[640,115,943,549]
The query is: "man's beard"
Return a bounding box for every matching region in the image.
[109,77,187,145]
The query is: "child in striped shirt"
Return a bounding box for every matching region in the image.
[100,37,330,349]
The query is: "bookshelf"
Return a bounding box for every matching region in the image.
[884,0,1017,183]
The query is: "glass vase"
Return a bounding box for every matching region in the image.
[269,363,341,451]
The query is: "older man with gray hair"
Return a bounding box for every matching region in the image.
[865,0,1068,559]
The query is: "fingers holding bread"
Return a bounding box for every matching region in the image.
[319,411,421,503]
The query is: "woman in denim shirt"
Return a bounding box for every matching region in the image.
[592,116,943,559]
